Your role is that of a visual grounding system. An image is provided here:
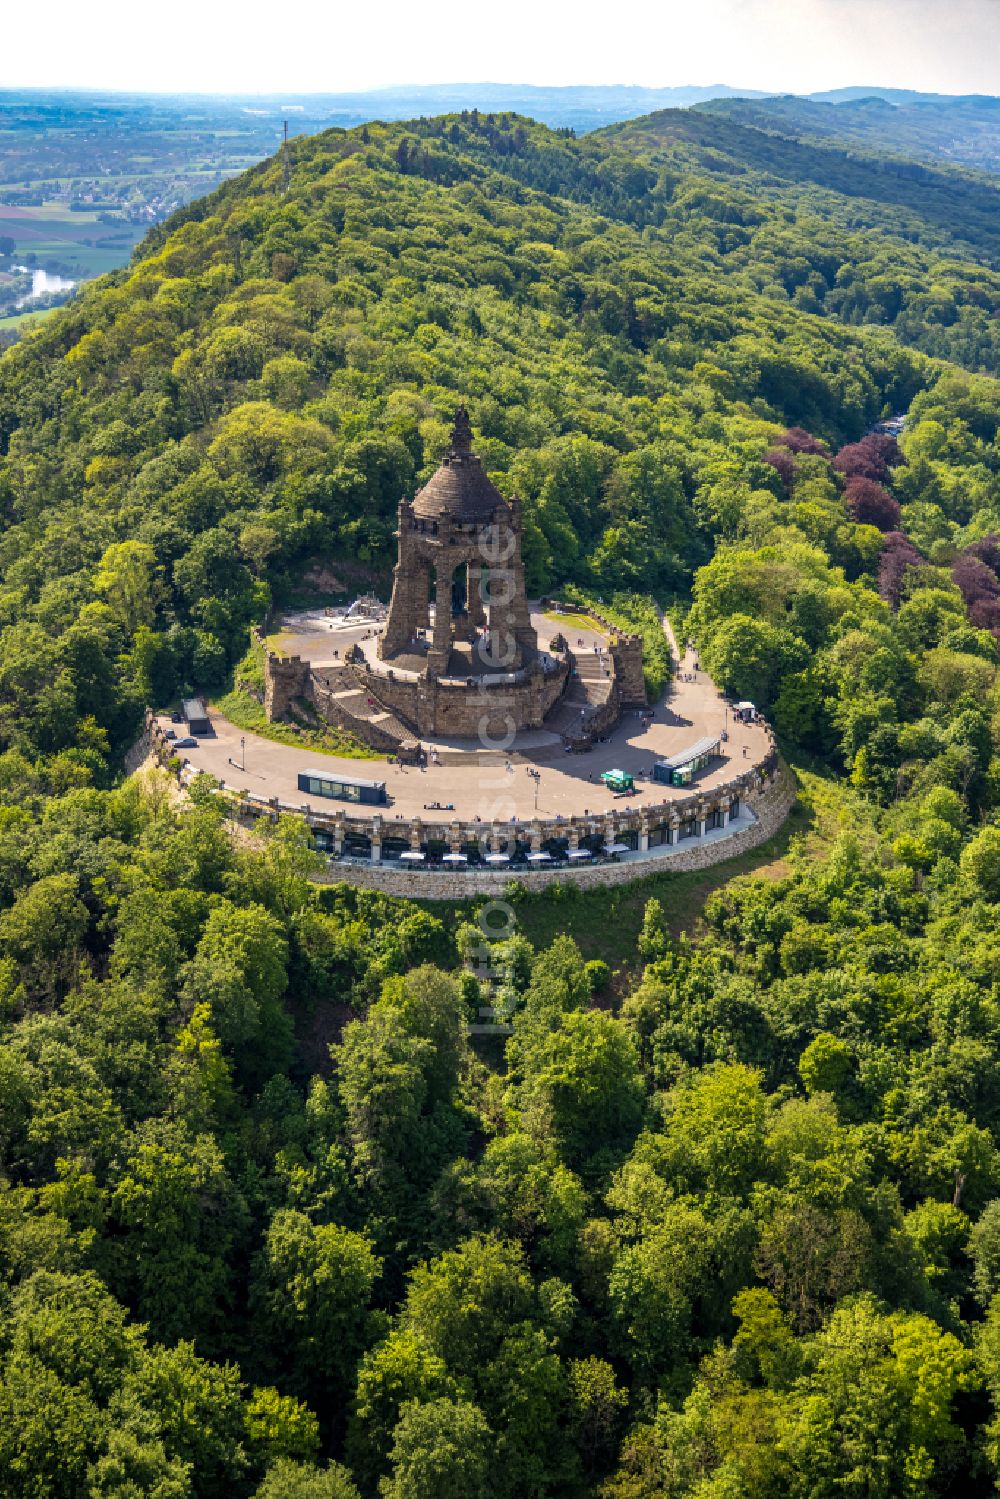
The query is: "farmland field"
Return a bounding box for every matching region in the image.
[0,204,143,279]
[0,90,298,331]
[0,305,58,335]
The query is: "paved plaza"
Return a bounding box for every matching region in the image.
[163,616,770,827]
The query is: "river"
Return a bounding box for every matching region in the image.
[13,268,76,309]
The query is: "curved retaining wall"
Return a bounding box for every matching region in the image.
[311,765,796,897]
[356,651,570,739]
[140,710,794,894]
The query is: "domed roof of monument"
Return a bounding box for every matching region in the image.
[412,407,505,522]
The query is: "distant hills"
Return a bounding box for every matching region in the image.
[248,82,774,132]
[809,86,999,104]
[211,83,1000,151]
[4,82,997,146]
[229,84,1000,172]
[694,93,1000,175]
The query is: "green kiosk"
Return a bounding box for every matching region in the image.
[601,769,635,794]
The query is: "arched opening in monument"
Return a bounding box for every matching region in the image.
[450,567,467,615]
[467,561,487,630]
[342,830,372,859]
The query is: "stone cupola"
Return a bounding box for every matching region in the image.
[411,406,505,523]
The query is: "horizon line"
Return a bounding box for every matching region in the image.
[0,80,996,103]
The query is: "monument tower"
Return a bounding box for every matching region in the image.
[261,405,643,746]
[379,407,537,677]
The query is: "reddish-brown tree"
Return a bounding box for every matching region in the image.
[763,447,796,489]
[878,532,925,608]
[969,596,1000,633]
[953,554,1000,609]
[966,535,1000,574]
[863,433,904,470]
[844,476,901,531]
[779,427,828,456]
[833,441,889,482]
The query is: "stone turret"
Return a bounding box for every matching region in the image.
[263,650,310,719]
[610,634,647,706]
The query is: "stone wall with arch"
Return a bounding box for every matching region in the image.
[299,764,795,897]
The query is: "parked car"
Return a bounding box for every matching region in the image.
[163,728,176,740]
[174,737,197,749]
[170,711,183,723]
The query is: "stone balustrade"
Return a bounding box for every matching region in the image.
[141,710,791,892]
[312,766,795,895]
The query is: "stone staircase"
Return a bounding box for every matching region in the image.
[311,666,421,759]
[544,650,617,742]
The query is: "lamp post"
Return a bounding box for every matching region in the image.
[240,736,246,773]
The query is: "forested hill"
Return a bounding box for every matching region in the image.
[694,91,1000,176]
[601,105,1000,260]
[6,107,1000,1499]
[0,106,996,783]
[0,109,933,774]
[0,110,994,759]
[599,108,1000,370]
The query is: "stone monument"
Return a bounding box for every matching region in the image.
[261,406,647,748]
[379,406,536,674]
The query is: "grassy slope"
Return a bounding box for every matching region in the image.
[212,637,382,760]
[212,686,383,760]
[0,306,59,333]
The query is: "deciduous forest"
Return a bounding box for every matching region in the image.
[2,105,1000,1496]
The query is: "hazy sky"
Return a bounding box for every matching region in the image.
[3,0,998,96]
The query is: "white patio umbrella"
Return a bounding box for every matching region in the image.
[443,852,468,863]
[603,842,632,855]
[527,850,553,862]
[567,848,594,859]
[485,852,511,863]
[400,850,426,861]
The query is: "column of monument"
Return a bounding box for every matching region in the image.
[428,547,457,675]
[380,500,427,657]
[507,496,537,652]
[467,560,487,631]
[480,513,522,672]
